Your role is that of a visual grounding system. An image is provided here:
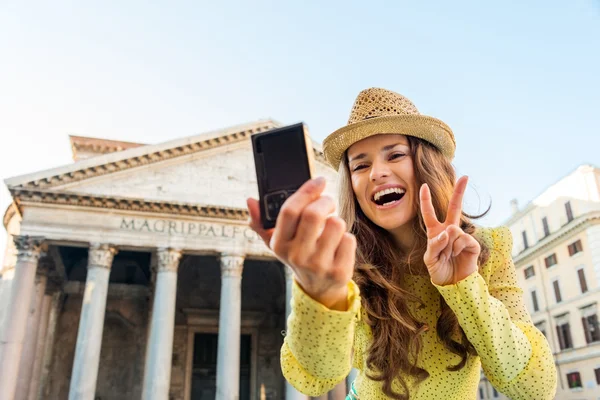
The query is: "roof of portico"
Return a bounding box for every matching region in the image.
[69,135,146,161]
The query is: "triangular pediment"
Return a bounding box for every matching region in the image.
[5,120,339,214]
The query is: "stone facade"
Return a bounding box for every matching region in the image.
[0,120,341,400]
[478,164,600,400]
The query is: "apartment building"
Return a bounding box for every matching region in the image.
[479,164,600,400]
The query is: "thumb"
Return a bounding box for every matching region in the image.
[246,198,274,247]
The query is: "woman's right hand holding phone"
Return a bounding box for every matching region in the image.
[246,177,356,311]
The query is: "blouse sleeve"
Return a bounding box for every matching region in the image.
[434,226,557,400]
[280,278,361,396]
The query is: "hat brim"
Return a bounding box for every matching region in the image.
[322,114,455,170]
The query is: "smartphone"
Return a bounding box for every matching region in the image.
[251,123,315,229]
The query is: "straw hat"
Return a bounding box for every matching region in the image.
[322,88,456,169]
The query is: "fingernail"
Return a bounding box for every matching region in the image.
[313,177,326,187]
[438,231,447,242]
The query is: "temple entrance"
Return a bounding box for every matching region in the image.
[190,333,251,400]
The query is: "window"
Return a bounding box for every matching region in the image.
[522,231,529,249]
[565,201,574,222]
[493,388,499,398]
[545,253,558,268]
[535,322,547,338]
[566,372,582,389]
[524,265,535,279]
[568,240,583,256]
[583,314,600,343]
[553,280,562,303]
[479,387,485,399]
[531,290,540,312]
[595,367,600,384]
[556,322,573,350]
[542,217,550,237]
[578,268,588,293]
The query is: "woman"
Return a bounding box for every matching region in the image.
[247,88,557,399]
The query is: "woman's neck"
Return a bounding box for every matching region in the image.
[390,222,417,253]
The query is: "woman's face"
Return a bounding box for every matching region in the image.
[347,134,418,234]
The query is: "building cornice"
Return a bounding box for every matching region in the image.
[514,211,600,265]
[10,187,250,221]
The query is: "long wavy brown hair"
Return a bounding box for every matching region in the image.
[338,136,490,399]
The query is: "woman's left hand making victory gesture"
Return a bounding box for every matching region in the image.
[419,176,481,286]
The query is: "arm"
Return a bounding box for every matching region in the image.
[434,226,557,400]
[280,278,361,396]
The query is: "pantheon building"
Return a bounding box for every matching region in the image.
[0,121,352,400]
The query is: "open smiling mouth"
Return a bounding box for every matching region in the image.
[372,188,406,207]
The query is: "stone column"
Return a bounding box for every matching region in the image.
[15,258,50,400]
[142,248,182,400]
[36,290,63,400]
[28,278,61,400]
[68,243,117,400]
[215,253,245,400]
[0,235,44,400]
[284,265,309,400]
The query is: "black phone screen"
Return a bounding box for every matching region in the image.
[260,131,310,191]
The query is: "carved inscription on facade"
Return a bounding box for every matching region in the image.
[119,218,259,242]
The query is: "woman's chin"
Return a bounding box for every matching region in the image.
[369,210,416,232]
[374,218,413,232]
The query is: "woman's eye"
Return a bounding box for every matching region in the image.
[353,164,367,171]
[389,153,405,160]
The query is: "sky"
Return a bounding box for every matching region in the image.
[1,1,599,263]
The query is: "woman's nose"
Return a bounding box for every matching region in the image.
[370,160,391,182]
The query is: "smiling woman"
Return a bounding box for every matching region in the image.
[247,87,557,400]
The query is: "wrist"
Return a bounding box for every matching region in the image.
[318,286,349,311]
[297,281,349,311]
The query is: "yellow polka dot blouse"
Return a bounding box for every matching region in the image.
[281,227,557,399]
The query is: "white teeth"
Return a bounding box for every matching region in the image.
[373,187,406,202]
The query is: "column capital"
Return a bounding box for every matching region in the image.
[156,248,182,273]
[13,235,44,264]
[88,243,117,270]
[219,253,245,278]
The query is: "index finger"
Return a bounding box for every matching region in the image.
[445,176,468,226]
[419,183,440,235]
[272,177,327,242]
[246,197,274,247]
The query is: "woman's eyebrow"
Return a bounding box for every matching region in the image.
[348,143,405,163]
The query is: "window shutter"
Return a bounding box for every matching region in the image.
[578,269,588,293]
[553,281,562,302]
[591,315,600,342]
[565,323,573,348]
[583,317,592,344]
[531,291,539,312]
[556,325,565,350]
